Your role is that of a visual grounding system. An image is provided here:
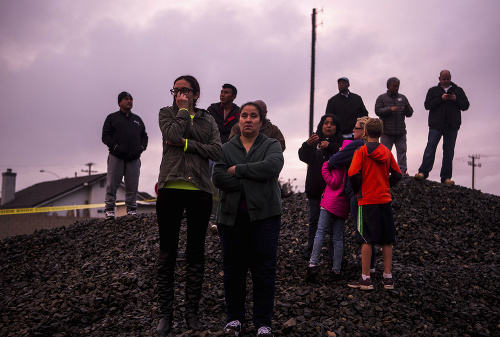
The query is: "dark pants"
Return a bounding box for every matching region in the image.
[305,198,334,261]
[156,188,212,317]
[418,126,458,182]
[218,212,281,329]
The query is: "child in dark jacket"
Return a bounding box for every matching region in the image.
[298,114,343,261]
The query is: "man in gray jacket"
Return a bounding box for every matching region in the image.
[375,77,413,174]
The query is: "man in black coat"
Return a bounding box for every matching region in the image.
[102,91,148,219]
[415,70,469,186]
[325,77,369,139]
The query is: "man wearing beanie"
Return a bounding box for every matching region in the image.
[102,91,148,219]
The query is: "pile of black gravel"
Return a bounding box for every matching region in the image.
[1,177,498,336]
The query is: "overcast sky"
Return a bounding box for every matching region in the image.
[1,0,500,199]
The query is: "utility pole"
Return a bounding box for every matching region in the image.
[467,155,481,189]
[309,8,317,136]
[82,162,97,176]
[309,8,322,136]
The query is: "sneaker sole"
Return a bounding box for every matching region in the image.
[348,283,374,290]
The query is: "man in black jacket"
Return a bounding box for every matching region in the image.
[325,77,369,139]
[207,83,240,144]
[415,70,469,186]
[102,91,148,219]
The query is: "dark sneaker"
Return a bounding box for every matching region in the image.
[105,211,115,219]
[383,277,394,289]
[224,320,241,336]
[305,265,319,283]
[127,210,137,216]
[257,326,274,337]
[332,271,342,282]
[348,277,374,290]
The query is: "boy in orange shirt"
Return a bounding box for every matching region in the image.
[347,118,402,290]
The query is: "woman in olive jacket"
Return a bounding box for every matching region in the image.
[212,102,284,337]
[156,75,222,335]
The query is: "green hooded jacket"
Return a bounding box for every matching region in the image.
[212,133,284,226]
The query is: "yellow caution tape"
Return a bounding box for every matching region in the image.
[0,199,157,215]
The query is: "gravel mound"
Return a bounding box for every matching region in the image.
[1,176,498,336]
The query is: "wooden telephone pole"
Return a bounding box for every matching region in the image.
[309,8,322,136]
[468,155,481,189]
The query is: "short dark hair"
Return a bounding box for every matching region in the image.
[172,75,200,107]
[240,101,264,122]
[364,118,383,138]
[223,83,237,96]
[386,77,400,88]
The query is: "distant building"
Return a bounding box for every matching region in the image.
[0,169,156,239]
[0,169,155,218]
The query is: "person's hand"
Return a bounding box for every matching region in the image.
[448,93,456,101]
[176,93,189,110]
[319,141,330,149]
[165,138,186,147]
[390,106,399,112]
[227,166,236,175]
[306,133,319,146]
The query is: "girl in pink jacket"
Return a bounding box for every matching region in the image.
[306,140,351,282]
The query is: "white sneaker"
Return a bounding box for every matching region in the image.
[224,320,241,336]
[105,211,115,219]
[127,210,138,216]
[257,326,273,337]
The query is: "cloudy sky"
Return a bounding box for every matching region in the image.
[1,0,500,199]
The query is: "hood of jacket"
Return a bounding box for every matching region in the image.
[365,142,389,163]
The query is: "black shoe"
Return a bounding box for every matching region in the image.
[305,265,319,283]
[185,314,206,331]
[332,271,342,282]
[156,315,173,336]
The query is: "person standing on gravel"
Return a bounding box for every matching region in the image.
[347,118,402,291]
[298,114,344,261]
[328,116,377,277]
[375,77,413,175]
[414,70,469,186]
[228,100,286,152]
[212,102,284,337]
[155,75,222,335]
[325,77,369,139]
[102,91,148,219]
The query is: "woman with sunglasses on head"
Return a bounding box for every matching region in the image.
[156,75,222,335]
[212,102,284,337]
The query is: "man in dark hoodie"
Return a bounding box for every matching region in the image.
[102,91,148,219]
[415,70,469,186]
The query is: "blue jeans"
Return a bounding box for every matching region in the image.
[218,212,281,329]
[309,208,345,273]
[105,154,141,212]
[418,127,458,182]
[305,198,334,260]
